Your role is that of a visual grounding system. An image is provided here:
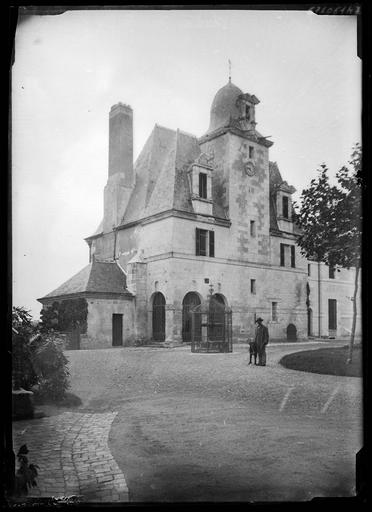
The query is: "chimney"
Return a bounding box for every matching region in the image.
[103,103,134,233]
[109,103,133,186]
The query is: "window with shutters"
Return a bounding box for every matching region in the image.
[196,228,215,257]
[199,173,207,199]
[291,245,296,268]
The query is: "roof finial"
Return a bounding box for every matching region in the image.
[228,59,232,83]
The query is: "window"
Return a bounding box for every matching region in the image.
[245,105,251,120]
[250,279,256,294]
[329,266,335,279]
[196,228,214,257]
[199,173,207,199]
[282,196,289,219]
[308,263,311,276]
[328,299,337,330]
[249,146,254,159]
[291,246,296,268]
[280,243,295,268]
[280,243,285,266]
[272,302,278,322]
[209,230,215,257]
[250,220,256,237]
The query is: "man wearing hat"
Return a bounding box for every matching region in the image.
[254,317,269,366]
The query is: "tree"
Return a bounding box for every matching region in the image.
[12,306,37,339]
[293,144,362,363]
[12,307,38,389]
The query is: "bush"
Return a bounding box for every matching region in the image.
[12,332,38,390]
[12,307,71,402]
[12,307,38,390]
[40,299,88,334]
[31,333,70,401]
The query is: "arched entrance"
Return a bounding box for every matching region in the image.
[182,292,201,343]
[152,292,166,342]
[287,323,297,341]
[209,293,227,340]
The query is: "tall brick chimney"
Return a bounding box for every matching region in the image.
[103,103,134,232]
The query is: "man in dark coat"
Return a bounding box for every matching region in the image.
[254,318,269,366]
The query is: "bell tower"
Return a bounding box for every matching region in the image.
[199,81,273,263]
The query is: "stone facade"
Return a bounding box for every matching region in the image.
[83,297,135,349]
[40,80,361,348]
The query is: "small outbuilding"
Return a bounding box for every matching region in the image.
[38,258,134,349]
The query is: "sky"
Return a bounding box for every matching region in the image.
[12,9,361,319]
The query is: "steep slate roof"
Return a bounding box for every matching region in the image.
[120,125,227,225]
[269,161,283,188]
[269,161,302,235]
[38,260,130,301]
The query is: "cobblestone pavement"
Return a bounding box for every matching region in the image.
[12,411,128,502]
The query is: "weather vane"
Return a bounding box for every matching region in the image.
[228,59,232,82]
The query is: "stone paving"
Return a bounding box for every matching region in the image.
[13,411,129,503]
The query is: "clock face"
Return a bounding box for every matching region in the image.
[244,162,256,176]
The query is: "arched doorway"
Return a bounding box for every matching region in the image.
[182,292,201,343]
[209,293,227,340]
[152,292,166,342]
[287,323,297,341]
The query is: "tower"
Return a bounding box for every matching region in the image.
[199,81,273,263]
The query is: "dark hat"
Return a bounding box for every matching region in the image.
[255,317,264,323]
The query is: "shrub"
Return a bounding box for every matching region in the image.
[12,331,38,390]
[12,307,38,390]
[40,299,88,334]
[31,333,70,401]
[12,306,71,402]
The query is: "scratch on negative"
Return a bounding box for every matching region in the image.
[321,384,341,413]
[279,387,294,412]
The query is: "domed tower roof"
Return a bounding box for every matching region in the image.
[207,81,243,133]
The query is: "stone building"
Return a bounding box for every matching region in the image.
[38,80,361,348]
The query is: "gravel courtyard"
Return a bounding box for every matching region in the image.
[64,341,362,502]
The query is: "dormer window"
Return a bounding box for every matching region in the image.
[199,173,207,199]
[245,104,251,121]
[189,161,213,216]
[282,196,289,219]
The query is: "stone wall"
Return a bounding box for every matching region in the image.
[143,254,308,343]
[307,262,362,338]
[81,297,135,349]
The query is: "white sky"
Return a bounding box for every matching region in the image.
[12,9,361,319]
